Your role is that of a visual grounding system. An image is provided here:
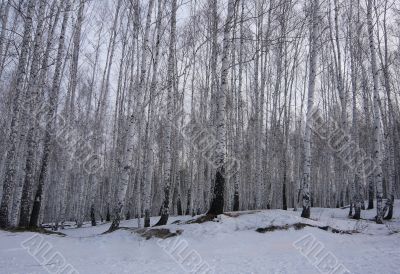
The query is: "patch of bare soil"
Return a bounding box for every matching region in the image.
[106,227,183,239]
[3,227,66,236]
[256,223,358,234]
[224,210,262,218]
[185,214,218,224]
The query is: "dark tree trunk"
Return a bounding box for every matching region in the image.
[353,203,361,220]
[368,178,374,209]
[349,202,353,216]
[106,206,111,222]
[154,184,170,226]
[233,189,239,211]
[91,205,96,226]
[154,213,168,227]
[185,191,190,215]
[384,203,393,220]
[144,210,150,227]
[19,148,35,227]
[301,205,310,218]
[384,195,394,220]
[29,161,47,228]
[282,181,287,210]
[108,203,122,231]
[207,169,225,215]
[301,194,312,218]
[340,191,344,207]
[177,196,183,216]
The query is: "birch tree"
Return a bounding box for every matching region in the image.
[301,0,319,219]
[30,0,71,228]
[109,0,155,231]
[19,0,47,227]
[154,0,177,226]
[208,0,235,216]
[367,0,384,224]
[0,0,35,228]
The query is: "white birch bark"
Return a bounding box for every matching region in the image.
[233,0,245,211]
[349,0,362,219]
[0,0,10,79]
[0,0,35,228]
[208,0,234,215]
[301,0,319,219]
[154,0,177,226]
[30,0,71,228]
[367,0,384,224]
[18,0,47,227]
[110,0,155,231]
[143,0,163,227]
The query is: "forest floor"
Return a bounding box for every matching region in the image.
[1,201,400,274]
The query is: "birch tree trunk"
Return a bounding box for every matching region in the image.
[233,0,245,212]
[30,0,71,228]
[379,0,396,220]
[0,0,35,228]
[301,0,319,219]
[0,0,10,80]
[367,0,384,224]
[19,0,47,227]
[67,0,84,121]
[89,0,122,229]
[254,1,263,210]
[109,0,155,231]
[360,62,374,210]
[154,0,177,226]
[207,0,234,216]
[349,0,362,219]
[143,0,163,228]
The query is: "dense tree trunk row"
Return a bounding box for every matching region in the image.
[0,0,399,230]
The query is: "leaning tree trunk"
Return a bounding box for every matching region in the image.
[0,0,13,79]
[29,0,71,228]
[0,0,35,228]
[67,0,84,121]
[19,0,47,227]
[0,0,10,80]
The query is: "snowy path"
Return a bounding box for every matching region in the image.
[1,203,399,274]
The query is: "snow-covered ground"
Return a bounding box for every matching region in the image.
[1,202,399,274]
